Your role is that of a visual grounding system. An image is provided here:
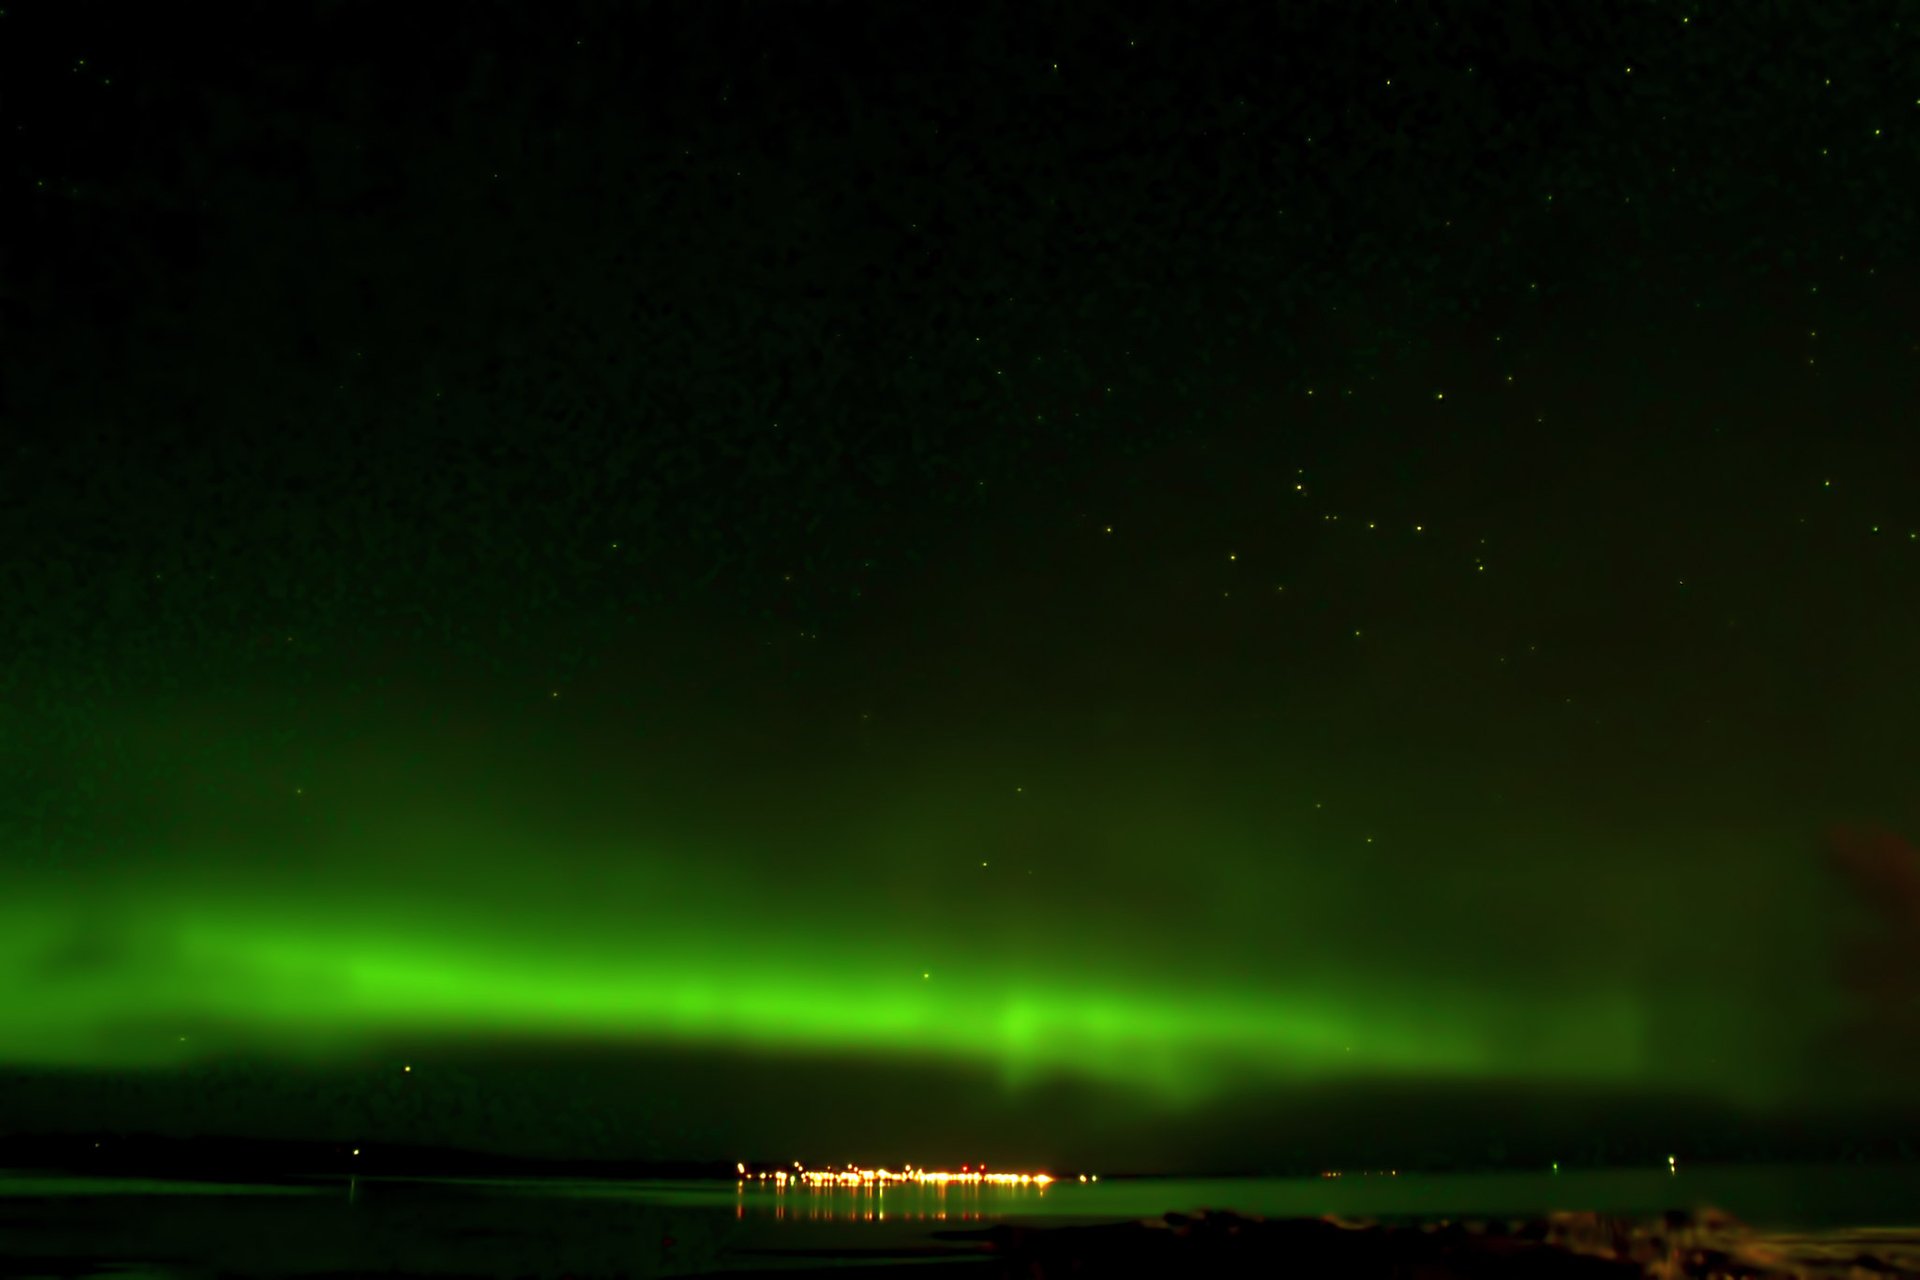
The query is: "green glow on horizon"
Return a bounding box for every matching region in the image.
[3,887,1657,1104]
[2,689,1835,1117]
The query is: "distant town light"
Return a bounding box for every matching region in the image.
[737,1162,1055,1189]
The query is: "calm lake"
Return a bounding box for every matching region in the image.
[3,1163,1917,1277]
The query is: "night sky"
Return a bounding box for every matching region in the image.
[5,0,1919,1174]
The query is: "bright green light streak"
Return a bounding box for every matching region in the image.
[0,894,1648,1104]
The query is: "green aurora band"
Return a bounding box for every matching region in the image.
[3,889,1650,1102]
[3,678,1846,1121]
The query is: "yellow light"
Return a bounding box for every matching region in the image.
[779,1162,1057,1189]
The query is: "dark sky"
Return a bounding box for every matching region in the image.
[4,0,1919,1172]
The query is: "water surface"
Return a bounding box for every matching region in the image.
[3,1163,1916,1277]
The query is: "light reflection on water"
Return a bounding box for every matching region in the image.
[737,1176,1039,1224]
[503,1164,1920,1231]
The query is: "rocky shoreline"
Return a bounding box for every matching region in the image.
[906,1207,1920,1278]
[729,1212,1920,1280]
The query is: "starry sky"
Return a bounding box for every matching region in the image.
[4,0,1919,1172]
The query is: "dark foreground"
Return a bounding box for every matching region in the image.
[5,1207,1917,1277]
[725,1209,1920,1279]
[6,1169,1918,1278]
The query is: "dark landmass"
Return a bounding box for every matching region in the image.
[0,1132,750,1182]
[7,1128,1920,1185]
[770,1209,1920,1279]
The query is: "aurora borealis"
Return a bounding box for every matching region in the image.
[6,1,1920,1172]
